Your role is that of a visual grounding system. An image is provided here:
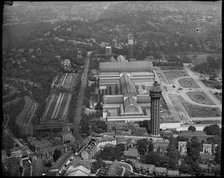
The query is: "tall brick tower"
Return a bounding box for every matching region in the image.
[127,33,134,60]
[150,81,162,135]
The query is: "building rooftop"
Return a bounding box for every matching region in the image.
[124,148,139,158]
[99,61,153,72]
[167,170,180,176]
[124,96,139,113]
[155,167,167,173]
[66,165,90,176]
[120,74,137,96]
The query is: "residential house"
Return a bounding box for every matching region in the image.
[202,143,212,155]
[178,141,187,154]
[65,165,91,176]
[155,167,167,176]
[167,170,180,177]
[153,139,169,155]
[97,136,116,149]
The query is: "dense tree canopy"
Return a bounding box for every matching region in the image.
[186,137,201,162]
[188,125,196,132]
[136,139,148,155]
[203,124,221,136]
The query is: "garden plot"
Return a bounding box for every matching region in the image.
[178,77,200,88]
[186,91,215,105]
[178,95,221,117]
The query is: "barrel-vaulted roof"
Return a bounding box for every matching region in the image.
[99,61,153,72]
[120,74,137,96]
[124,96,139,113]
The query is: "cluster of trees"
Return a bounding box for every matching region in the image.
[90,121,107,134]
[203,124,221,136]
[137,138,180,170]
[192,56,221,78]
[91,158,105,173]
[95,144,125,161]
[179,137,202,175]
[53,149,62,162]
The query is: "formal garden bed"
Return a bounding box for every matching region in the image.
[178,77,200,88]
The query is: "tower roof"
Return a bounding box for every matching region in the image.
[150,81,162,93]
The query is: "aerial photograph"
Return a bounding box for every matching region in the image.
[2,1,222,177]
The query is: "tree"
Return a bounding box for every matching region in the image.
[143,151,169,167]
[179,164,192,174]
[116,143,126,153]
[148,141,154,153]
[79,115,90,136]
[96,146,120,161]
[169,137,178,149]
[167,145,180,170]
[53,149,61,162]
[95,110,102,118]
[188,125,196,132]
[187,137,201,162]
[94,103,102,111]
[214,144,221,165]
[203,124,221,136]
[136,139,148,155]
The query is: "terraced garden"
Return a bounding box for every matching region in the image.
[178,77,200,88]
[162,70,189,82]
[186,91,215,105]
[178,95,221,117]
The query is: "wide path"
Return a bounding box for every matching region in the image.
[73,52,92,140]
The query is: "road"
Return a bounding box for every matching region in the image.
[73,52,92,140]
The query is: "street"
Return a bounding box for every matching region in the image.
[73,52,92,140]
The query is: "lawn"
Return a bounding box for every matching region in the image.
[178,77,200,88]
[162,70,189,82]
[201,79,222,89]
[186,91,215,105]
[178,95,221,117]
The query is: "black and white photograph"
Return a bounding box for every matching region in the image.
[2,1,222,177]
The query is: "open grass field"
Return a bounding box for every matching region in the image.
[178,95,221,117]
[162,70,189,82]
[168,94,186,113]
[201,79,222,89]
[178,77,200,88]
[186,91,215,105]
